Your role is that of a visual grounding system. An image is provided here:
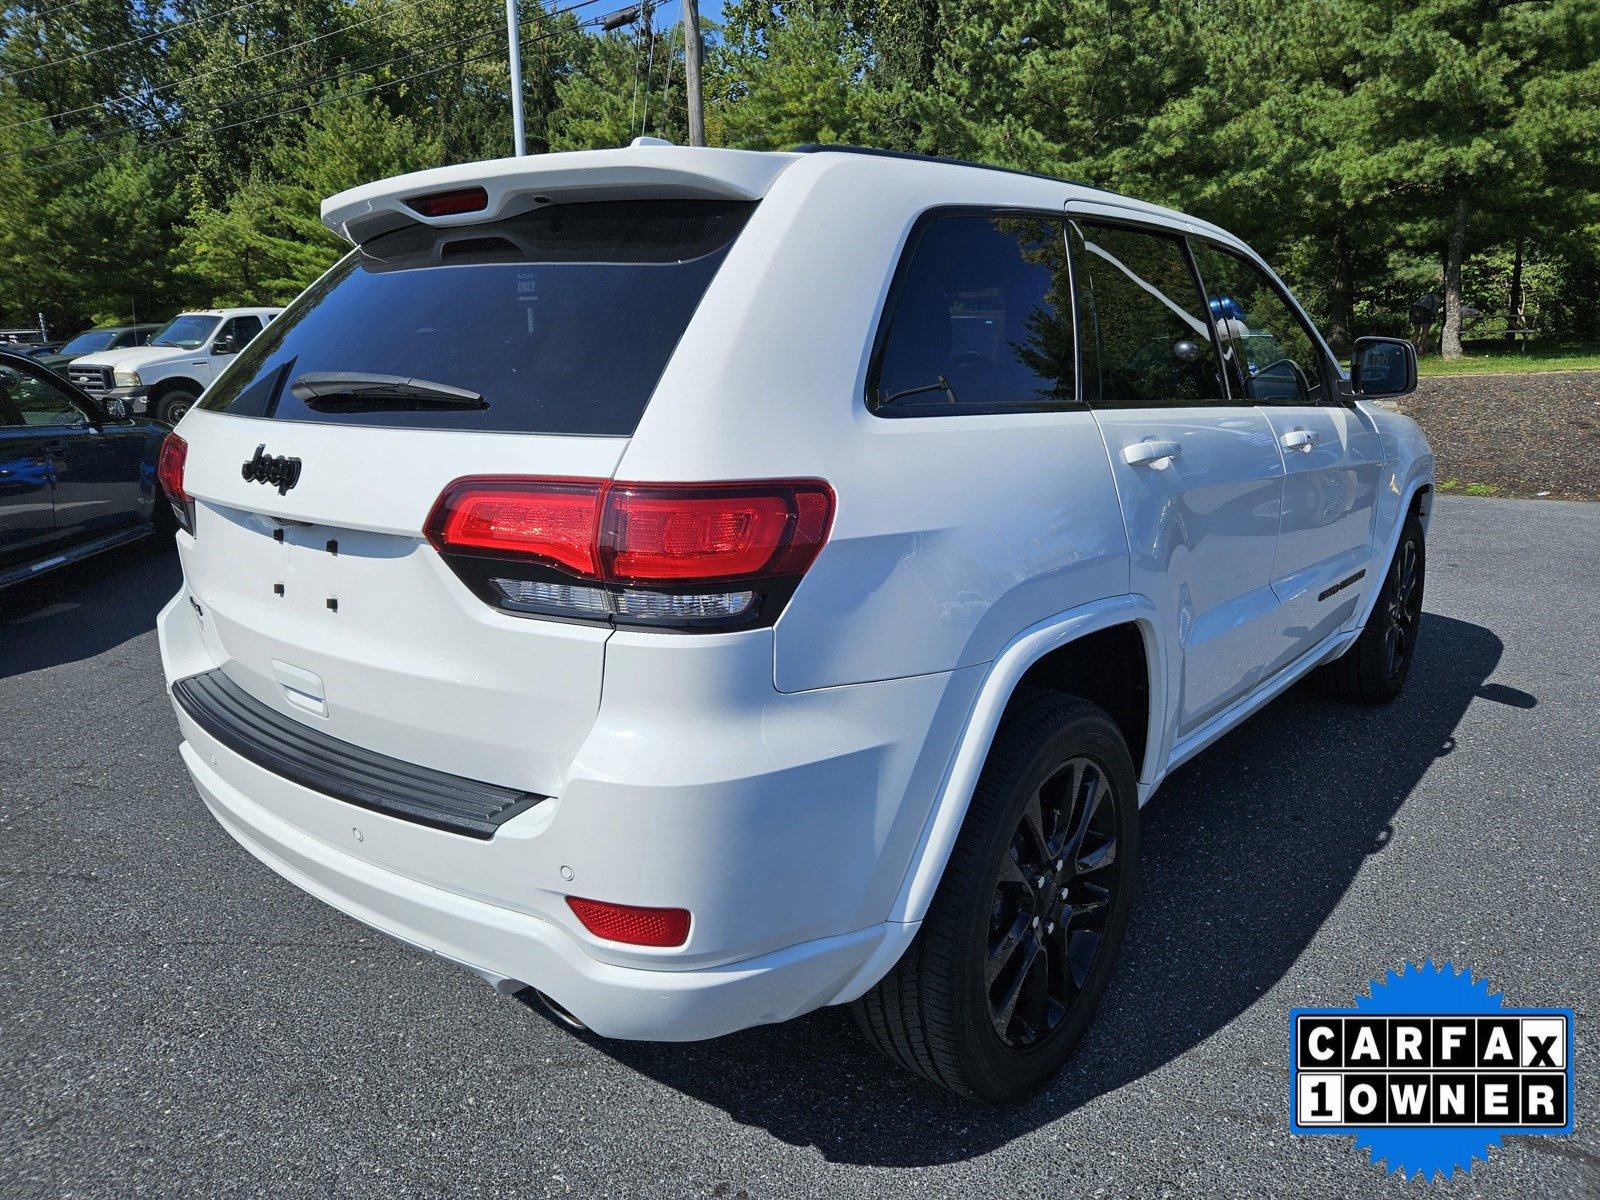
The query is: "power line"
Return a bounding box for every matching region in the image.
[1,15,512,160]
[18,10,612,177]
[0,0,441,134]
[4,0,106,28]
[1,0,281,85]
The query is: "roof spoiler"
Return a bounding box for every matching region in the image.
[321,140,799,245]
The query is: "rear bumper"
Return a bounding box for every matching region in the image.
[183,740,890,1040]
[159,587,974,1039]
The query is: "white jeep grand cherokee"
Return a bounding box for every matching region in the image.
[156,142,1432,1101]
[68,307,281,425]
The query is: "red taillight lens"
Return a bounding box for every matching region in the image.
[405,186,489,217]
[427,478,602,576]
[157,433,188,503]
[566,896,690,947]
[602,482,833,583]
[426,478,834,584]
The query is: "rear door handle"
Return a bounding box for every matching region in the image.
[1123,439,1183,467]
[1281,428,1318,452]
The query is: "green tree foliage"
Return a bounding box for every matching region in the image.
[1,0,1595,354]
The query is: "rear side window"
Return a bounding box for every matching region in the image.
[1071,221,1226,408]
[1188,240,1329,404]
[870,211,1076,416]
[200,200,756,435]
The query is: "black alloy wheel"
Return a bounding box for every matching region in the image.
[987,756,1120,1047]
[1383,535,1423,681]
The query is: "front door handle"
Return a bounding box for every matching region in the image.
[1281,428,1318,452]
[1123,439,1183,467]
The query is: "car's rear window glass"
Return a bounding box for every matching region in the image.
[200,199,757,435]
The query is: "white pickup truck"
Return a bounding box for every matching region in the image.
[66,307,280,425]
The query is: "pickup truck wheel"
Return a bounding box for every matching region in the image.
[1312,514,1425,704]
[853,694,1138,1102]
[156,390,198,426]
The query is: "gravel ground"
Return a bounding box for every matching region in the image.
[2,496,1597,1199]
[1400,370,1600,500]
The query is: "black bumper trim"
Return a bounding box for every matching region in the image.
[172,669,546,839]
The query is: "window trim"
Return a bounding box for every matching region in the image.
[865,205,1087,420]
[1067,213,1239,410]
[1188,236,1339,406]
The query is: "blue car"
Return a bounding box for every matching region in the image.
[0,349,172,589]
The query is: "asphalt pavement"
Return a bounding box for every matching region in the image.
[2,496,1597,1198]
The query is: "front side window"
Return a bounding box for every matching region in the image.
[200,200,755,436]
[871,212,1076,415]
[1071,220,1224,408]
[0,362,88,428]
[1189,241,1328,404]
[151,315,221,350]
[218,316,264,349]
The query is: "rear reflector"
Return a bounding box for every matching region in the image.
[427,477,833,585]
[566,896,690,947]
[404,186,489,217]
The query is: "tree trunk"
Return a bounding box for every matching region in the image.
[1507,235,1524,336]
[1326,220,1354,357]
[1441,190,1469,360]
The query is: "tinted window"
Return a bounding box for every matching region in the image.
[60,330,118,355]
[1071,221,1224,408]
[1189,241,1328,404]
[219,316,264,348]
[0,362,88,428]
[151,315,220,349]
[871,212,1075,415]
[201,200,756,436]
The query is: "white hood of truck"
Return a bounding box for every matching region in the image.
[71,344,199,372]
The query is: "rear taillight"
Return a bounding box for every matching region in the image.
[566,896,691,947]
[425,477,834,629]
[157,433,193,532]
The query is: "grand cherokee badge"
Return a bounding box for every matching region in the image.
[241,445,302,495]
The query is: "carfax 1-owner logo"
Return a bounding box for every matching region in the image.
[1290,961,1576,1180]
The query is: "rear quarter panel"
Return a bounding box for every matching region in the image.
[616,155,1131,691]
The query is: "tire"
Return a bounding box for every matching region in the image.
[853,694,1139,1102]
[156,389,198,426]
[1312,514,1425,705]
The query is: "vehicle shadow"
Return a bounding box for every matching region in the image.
[579,613,1523,1165]
[0,538,179,679]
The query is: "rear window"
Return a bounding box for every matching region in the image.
[200,199,756,436]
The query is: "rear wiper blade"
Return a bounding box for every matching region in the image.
[290,371,486,410]
[877,374,960,409]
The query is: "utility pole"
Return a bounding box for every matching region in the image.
[683,0,705,146]
[506,0,527,155]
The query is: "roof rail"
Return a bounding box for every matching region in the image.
[790,143,1099,193]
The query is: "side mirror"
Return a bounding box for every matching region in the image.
[212,335,238,356]
[1351,336,1417,398]
[1172,338,1202,363]
[104,397,129,419]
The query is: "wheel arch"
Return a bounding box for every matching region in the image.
[148,376,203,403]
[891,595,1164,928]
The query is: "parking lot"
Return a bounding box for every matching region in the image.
[2,495,1596,1198]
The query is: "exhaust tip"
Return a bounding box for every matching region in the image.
[515,986,589,1033]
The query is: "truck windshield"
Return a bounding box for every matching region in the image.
[60,330,118,355]
[152,315,221,349]
[199,198,756,436]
